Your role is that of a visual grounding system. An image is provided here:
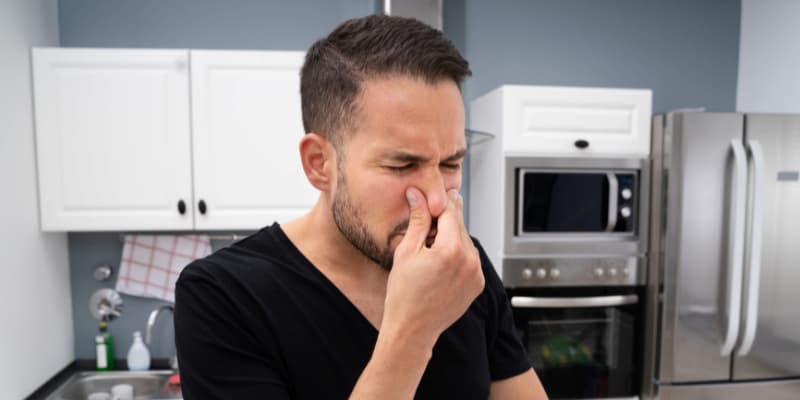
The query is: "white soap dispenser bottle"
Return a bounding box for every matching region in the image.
[127,331,151,371]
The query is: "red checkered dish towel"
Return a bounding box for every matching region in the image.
[115,235,212,303]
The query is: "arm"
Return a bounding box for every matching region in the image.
[349,188,484,399]
[490,369,549,400]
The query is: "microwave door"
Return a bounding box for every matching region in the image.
[518,171,610,234]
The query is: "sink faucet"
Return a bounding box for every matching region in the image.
[146,304,178,370]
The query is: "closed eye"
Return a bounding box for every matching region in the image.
[440,163,461,170]
[386,163,415,173]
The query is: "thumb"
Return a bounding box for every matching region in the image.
[398,187,431,251]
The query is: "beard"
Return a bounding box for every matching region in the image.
[331,171,407,271]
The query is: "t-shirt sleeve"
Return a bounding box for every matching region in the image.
[473,238,533,381]
[174,260,290,399]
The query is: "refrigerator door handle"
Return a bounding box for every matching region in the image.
[738,140,765,356]
[721,139,747,357]
[606,173,619,232]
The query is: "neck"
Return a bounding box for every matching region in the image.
[282,195,387,282]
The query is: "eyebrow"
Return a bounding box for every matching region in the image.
[385,148,467,164]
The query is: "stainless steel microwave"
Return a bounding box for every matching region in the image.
[501,156,650,260]
[516,169,638,235]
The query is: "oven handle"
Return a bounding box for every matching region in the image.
[606,173,619,232]
[510,294,639,308]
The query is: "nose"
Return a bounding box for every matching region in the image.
[420,169,448,218]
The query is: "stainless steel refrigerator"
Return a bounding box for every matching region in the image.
[647,112,800,399]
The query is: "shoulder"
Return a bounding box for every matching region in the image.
[176,223,304,292]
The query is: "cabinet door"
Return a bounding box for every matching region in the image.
[190,50,316,230]
[32,48,193,231]
[501,85,652,157]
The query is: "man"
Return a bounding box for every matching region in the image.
[175,15,548,400]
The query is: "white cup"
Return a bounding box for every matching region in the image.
[110,384,133,400]
[87,393,110,400]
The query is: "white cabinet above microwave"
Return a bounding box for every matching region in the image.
[469,85,652,157]
[32,48,316,231]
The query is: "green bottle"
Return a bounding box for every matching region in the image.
[95,320,115,371]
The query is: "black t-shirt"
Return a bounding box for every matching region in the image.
[174,223,531,399]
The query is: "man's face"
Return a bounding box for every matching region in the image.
[331,76,466,270]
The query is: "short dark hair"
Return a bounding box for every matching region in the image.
[300,15,471,147]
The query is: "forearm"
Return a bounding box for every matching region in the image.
[349,328,436,399]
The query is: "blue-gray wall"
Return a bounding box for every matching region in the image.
[59,0,741,360]
[444,0,741,113]
[69,233,245,360]
[60,0,375,49]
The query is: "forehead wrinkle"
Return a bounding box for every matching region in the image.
[384,151,431,164]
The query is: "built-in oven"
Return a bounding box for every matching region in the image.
[499,156,650,400]
[507,284,644,400]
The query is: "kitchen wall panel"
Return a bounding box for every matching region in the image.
[1,0,70,397]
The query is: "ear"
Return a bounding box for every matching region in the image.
[298,133,335,192]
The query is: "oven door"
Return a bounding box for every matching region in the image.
[508,287,643,399]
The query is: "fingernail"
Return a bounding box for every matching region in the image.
[448,189,459,201]
[406,189,417,208]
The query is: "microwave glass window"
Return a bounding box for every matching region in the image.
[521,173,609,232]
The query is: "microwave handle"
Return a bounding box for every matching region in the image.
[511,295,638,308]
[605,173,619,232]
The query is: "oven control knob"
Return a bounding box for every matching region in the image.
[620,206,632,218]
[622,267,632,277]
[621,188,632,200]
[549,268,560,279]
[594,267,605,278]
[608,267,618,277]
[536,268,547,279]
[522,268,533,280]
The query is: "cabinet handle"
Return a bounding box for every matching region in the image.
[177,200,186,215]
[198,199,207,215]
[574,139,590,149]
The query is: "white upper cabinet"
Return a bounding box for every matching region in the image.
[32,48,194,231]
[190,50,316,230]
[32,48,315,231]
[471,85,652,157]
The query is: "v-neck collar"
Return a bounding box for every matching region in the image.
[270,223,381,335]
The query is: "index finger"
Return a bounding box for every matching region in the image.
[431,190,468,248]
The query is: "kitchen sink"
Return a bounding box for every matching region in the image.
[44,370,181,400]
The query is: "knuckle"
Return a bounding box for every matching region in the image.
[442,243,460,259]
